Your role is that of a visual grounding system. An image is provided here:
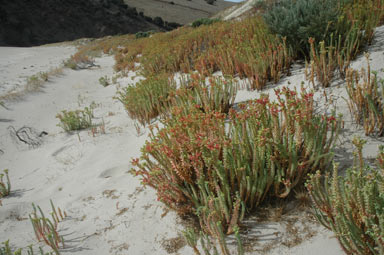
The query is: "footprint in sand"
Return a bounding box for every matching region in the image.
[52,144,83,166]
[98,165,128,179]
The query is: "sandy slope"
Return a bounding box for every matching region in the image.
[1,26,384,254]
[214,0,257,21]
[0,46,76,96]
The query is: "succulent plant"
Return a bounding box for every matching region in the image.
[307,137,384,255]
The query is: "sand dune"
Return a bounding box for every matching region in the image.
[1,26,384,254]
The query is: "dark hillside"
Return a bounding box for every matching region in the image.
[0,0,164,46]
[123,0,236,24]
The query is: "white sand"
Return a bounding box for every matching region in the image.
[214,0,258,21]
[0,46,76,96]
[1,26,384,254]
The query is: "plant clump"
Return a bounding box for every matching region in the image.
[135,31,155,39]
[117,73,238,126]
[29,201,67,255]
[98,76,110,87]
[307,137,384,255]
[0,169,11,199]
[131,87,340,237]
[346,55,384,136]
[191,18,220,28]
[116,74,176,125]
[173,74,238,115]
[56,104,95,132]
[64,52,95,70]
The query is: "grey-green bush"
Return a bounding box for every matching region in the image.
[263,0,340,57]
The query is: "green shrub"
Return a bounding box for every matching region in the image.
[0,169,10,198]
[191,18,220,28]
[56,105,94,132]
[307,137,384,255]
[154,16,164,27]
[135,31,155,39]
[131,87,341,235]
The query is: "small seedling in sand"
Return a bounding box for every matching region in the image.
[29,200,67,255]
[98,76,110,87]
[111,75,118,84]
[0,240,54,255]
[90,118,106,137]
[56,104,94,132]
[133,122,144,137]
[0,169,11,198]
[39,72,49,82]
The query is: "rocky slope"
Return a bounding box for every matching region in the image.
[123,0,236,24]
[0,0,164,46]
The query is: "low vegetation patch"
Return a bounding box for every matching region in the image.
[191,18,220,28]
[69,34,135,65]
[135,31,155,39]
[0,240,55,255]
[98,76,110,87]
[116,74,175,125]
[115,17,291,90]
[117,73,239,125]
[173,74,238,115]
[64,52,95,70]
